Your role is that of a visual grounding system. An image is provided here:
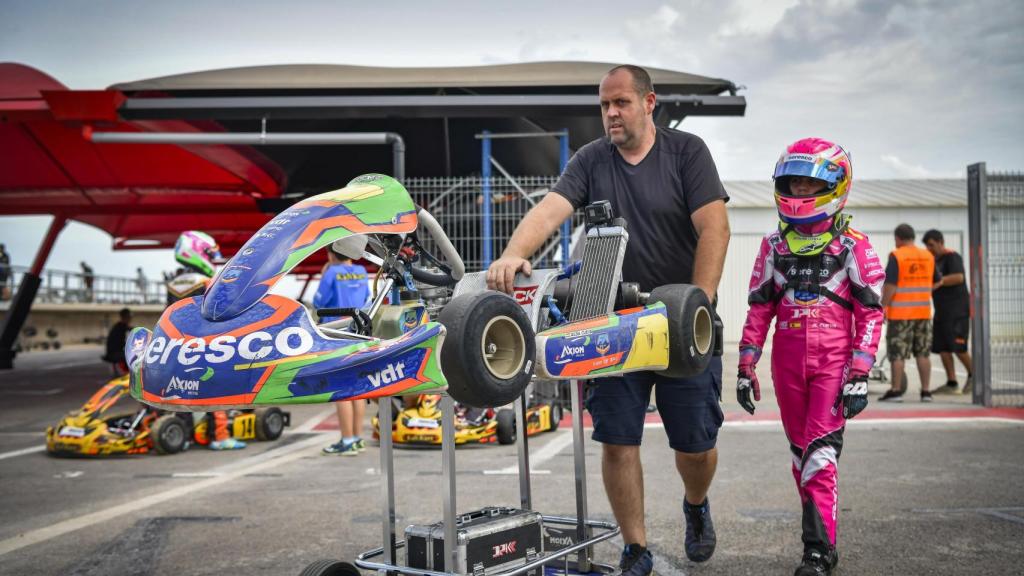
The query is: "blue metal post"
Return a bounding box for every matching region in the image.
[559,130,571,266]
[482,130,493,267]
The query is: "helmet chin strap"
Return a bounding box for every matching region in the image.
[779,213,852,256]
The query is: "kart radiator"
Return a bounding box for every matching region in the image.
[567,225,628,321]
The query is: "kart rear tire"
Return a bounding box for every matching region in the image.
[439,291,535,408]
[299,559,361,576]
[255,408,285,441]
[152,414,188,455]
[650,284,713,379]
[496,409,516,445]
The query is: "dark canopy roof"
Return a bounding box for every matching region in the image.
[111,61,746,186]
[111,61,737,94]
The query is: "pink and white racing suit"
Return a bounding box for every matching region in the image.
[740,220,884,553]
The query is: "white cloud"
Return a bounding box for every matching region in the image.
[879,155,934,178]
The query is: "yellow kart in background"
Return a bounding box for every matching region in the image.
[46,375,289,457]
[372,392,563,447]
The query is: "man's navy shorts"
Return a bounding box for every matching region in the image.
[584,356,723,453]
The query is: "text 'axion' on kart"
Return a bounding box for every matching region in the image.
[125,174,717,413]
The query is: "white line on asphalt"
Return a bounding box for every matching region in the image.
[0,445,45,461]
[482,429,573,475]
[0,433,325,558]
[7,388,64,396]
[292,406,338,433]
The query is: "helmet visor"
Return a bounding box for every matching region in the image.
[774,154,846,186]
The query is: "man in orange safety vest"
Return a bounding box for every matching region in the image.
[879,223,940,402]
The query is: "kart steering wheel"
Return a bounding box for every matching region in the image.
[408,206,465,287]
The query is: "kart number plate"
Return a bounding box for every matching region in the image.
[407,418,440,429]
[59,426,86,438]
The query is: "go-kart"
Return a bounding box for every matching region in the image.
[371,392,563,446]
[45,375,289,457]
[125,175,716,418]
[125,173,535,412]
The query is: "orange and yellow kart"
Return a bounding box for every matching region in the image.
[45,375,289,457]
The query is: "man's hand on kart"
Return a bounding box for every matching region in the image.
[487,255,532,294]
[736,345,762,415]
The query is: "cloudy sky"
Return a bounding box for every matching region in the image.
[1,0,1022,279]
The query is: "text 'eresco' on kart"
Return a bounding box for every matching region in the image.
[45,374,288,457]
[124,174,538,413]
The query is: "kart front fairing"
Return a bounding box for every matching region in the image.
[125,174,448,412]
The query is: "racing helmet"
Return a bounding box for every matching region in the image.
[773,138,852,224]
[174,231,221,277]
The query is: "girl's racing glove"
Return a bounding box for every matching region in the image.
[736,345,762,415]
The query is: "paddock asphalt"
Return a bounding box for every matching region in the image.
[1,346,1021,575]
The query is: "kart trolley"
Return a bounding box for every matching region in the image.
[313,381,621,576]
[303,201,720,576]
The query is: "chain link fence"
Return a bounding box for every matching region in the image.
[968,164,1024,407]
[406,176,583,273]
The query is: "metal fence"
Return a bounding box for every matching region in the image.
[405,176,583,273]
[968,164,1024,407]
[2,265,165,306]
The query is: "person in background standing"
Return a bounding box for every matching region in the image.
[922,229,974,395]
[103,307,132,375]
[880,224,940,402]
[135,266,148,303]
[0,243,11,300]
[316,242,371,456]
[80,261,94,302]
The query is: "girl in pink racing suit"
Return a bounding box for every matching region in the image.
[736,138,885,576]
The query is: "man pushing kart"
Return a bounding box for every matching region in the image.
[737,138,885,575]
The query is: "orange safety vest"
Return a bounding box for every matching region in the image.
[888,245,935,320]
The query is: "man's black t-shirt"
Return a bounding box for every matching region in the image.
[551,127,728,292]
[933,250,970,318]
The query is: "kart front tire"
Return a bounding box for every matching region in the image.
[439,291,535,408]
[548,404,563,431]
[151,414,188,455]
[650,284,713,379]
[299,559,361,576]
[255,407,285,441]
[496,409,516,445]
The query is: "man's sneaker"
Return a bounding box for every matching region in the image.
[934,381,959,395]
[878,389,904,402]
[683,498,716,562]
[794,548,838,576]
[921,390,934,403]
[618,544,653,576]
[322,440,359,456]
[353,438,366,453]
[960,376,974,396]
[209,438,246,451]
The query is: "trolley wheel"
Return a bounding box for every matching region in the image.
[548,403,563,431]
[439,291,535,408]
[496,409,516,445]
[255,407,285,441]
[299,559,361,576]
[649,284,713,378]
[151,414,188,455]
